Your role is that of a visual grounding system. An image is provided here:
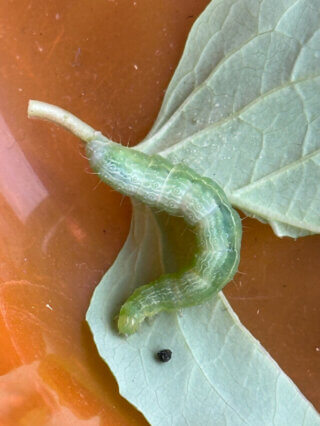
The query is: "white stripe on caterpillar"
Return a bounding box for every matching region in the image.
[28,101,242,335]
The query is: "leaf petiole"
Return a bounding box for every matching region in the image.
[28,100,103,144]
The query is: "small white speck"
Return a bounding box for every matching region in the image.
[133,64,138,70]
[35,41,44,52]
[257,309,260,315]
[316,347,320,352]
[18,88,23,92]
[46,303,53,311]
[55,13,60,20]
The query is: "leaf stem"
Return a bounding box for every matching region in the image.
[28,100,101,143]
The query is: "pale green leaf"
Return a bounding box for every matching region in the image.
[137,0,320,237]
[87,203,319,425]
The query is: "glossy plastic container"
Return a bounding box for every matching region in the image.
[0,1,318,424]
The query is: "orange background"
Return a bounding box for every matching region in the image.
[0,1,319,424]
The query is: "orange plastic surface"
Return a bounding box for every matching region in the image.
[0,1,318,425]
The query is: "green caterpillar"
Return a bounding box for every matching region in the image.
[28,101,242,336]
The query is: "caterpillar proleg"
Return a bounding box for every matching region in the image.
[28,100,242,336]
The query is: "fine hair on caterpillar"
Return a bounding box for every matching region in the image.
[28,100,242,336]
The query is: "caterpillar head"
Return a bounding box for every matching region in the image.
[117,301,145,335]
